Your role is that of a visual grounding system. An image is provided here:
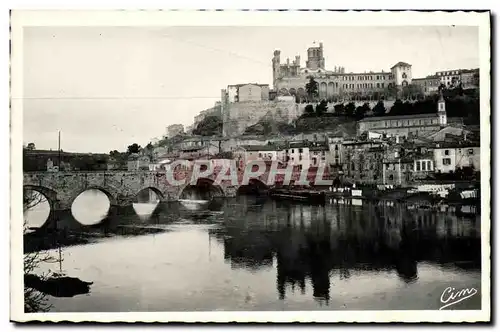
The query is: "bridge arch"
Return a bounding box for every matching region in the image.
[237,178,269,196]
[68,186,118,208]
[135,186,165,202]
[23,185,58,208]
[178,177,225,200]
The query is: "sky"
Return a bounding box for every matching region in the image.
[22,26,479,153]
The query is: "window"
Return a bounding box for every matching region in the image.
[389,174,394,181]
[299,155,302,161]
[444,150,449,156]
[468,148,474,155]
[416,161,421,171]
[258,153,262,158]
[422,162,426,171]
[427,161,432,170]
[443,158,451,165]
[298,148,303,153]
[291,149,294,153]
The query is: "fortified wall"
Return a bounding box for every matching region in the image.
[221,98,399,138]
[222,100,299,137]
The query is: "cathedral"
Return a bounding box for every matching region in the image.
[272,42,413,100]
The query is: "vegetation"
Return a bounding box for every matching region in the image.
[192,115,223,136]
[296,88,479,125]
[305,77,319,101]
[372,101,386,116]
[127,143,141,154]
[23,191,62,312]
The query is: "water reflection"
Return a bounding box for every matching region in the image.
[209,198,480,303]
[24,190,50,229]
[25,194,481,311]
[71,189,110,225]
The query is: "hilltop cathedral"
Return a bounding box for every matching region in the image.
[272,42,413,99]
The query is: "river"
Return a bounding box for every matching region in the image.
[24,189,482,312]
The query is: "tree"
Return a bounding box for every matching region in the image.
[305,77,319,101]
[333,103,345,116]
[354,106,365,120]
[390,99,404,115]
[372,101,386,116]
[127,143,141,154]
[315,100,328,116]
[23,190,62,312]
[26,143,36,150]
[402,84,423,100]
[384,85,398,100]
[304,104,315,116]
[344,102,355,118]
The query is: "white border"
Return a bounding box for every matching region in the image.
[9,10,491,323]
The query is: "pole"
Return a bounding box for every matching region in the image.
[57,130,62,273]
[58,131,61,170]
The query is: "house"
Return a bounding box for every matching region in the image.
[357,93,447,139]
[233,144,280,169]
[342,139,386,184]
[46,158,59,172]
[127,153,151,171]
[433,143,480,174]
[357,113,442,139]
[309,144,329,168]
[283,142,311,170]
[327,135,344,167]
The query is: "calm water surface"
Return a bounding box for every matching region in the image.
[25,189,482,311]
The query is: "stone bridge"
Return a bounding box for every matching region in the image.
[23,167,329,211]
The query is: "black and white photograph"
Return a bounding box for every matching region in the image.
[10,10,491,323]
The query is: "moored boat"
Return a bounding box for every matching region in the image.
[269,188,326,204]
[178,199,211,210]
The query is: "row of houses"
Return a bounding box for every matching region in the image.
[129,123,479,187]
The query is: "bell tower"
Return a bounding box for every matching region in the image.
[437,90,447,127]
[272,50,281,89]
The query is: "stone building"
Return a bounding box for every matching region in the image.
[327,135,344,167]
[433,143,480,174]
[459,69,480,89]
[227,83,270,103]
[233,144,280,169]
[341,139,386,184]
[357,113,442,139]
[356,93,447,139]
[127,153,151,171]
[283,142,312,170]
[412,75,441,95]
[309,145,329,168]
[272,42,412,99]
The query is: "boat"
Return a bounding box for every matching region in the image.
[178,199,211,210]
[269,188,326,204]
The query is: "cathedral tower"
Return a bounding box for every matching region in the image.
[306,42,325,70]
[272,50,281,88]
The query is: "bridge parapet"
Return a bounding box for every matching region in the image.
[23,167,333,209]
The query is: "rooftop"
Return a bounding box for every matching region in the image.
[238,144,279,152]
[391,61,412,69]
[358,113,438,122]
[228,83,270,88]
